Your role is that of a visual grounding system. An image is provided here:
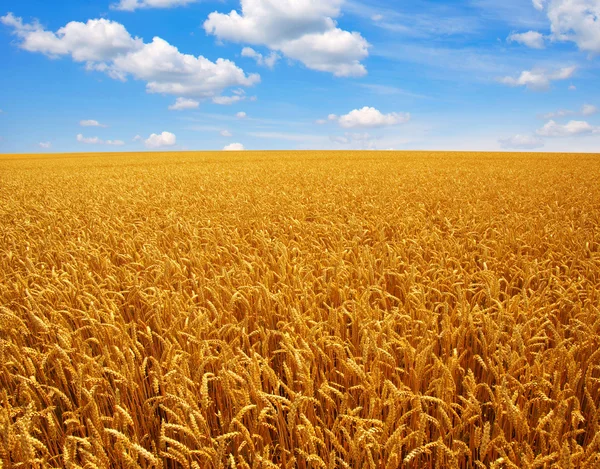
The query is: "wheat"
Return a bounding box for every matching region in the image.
[1,150,599,468]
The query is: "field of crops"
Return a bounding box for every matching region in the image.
[1,150,599,469]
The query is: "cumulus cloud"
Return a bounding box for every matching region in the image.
[169,97,199,111]
[80,119,107,127]
[38,141,52,149]
[145,131,177,148]
[1,13,260,99]
[223,142,245,150]
[533,0,600,53]
[203,0,370,77]
[507,31,545,49]
[498,134,544,149]
[500,66,575,90]
[241,47,280,68]
[111,36,260,96]
[106,139,125,145]
[133,135,143,142]
[536,119,599,137]
[328,107,411,128]
[582,104,598,116]
[112,0,199,11]
[220,130,233,137]
[0,14,141,62]
[236,111,247,119]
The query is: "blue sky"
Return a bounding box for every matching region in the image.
[1,0,599,153]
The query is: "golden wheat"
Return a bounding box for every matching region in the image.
[0,150,599,468]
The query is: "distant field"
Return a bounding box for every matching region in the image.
[1,151,599,468]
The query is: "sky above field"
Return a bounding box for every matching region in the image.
[1,0,600,153]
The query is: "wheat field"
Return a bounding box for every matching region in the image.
[0,150,599,468]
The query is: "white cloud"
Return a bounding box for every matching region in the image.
[212,95,244,105]
[276,29,370,77]
[204,0,370,77]
[80,119,107,127]
[371,14,384,22]
[498,134,544,149]
[500,66,575,90]
[507,31,545,49]
[0,14,142,62]
[315,119,327,124]
[111,0,199,11]
[169,97,200,110]
[569,84,577,90]
[241,47,280,68]
[1,14,260,98]
[582,104,598,116]
[145,131,177,148]
[533,0,600,53]
[223,142,245,150]
[331,107,411,128]
[220,130,233,137]
[536,119,599,137]
[106,139,125,145]
[38,141,52,149]
[77,134,103,144]
[112,37,260,96]
[133,135,143,142]
[236,111,247,119]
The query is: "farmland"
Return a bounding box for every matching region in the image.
[1,151,599,468]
